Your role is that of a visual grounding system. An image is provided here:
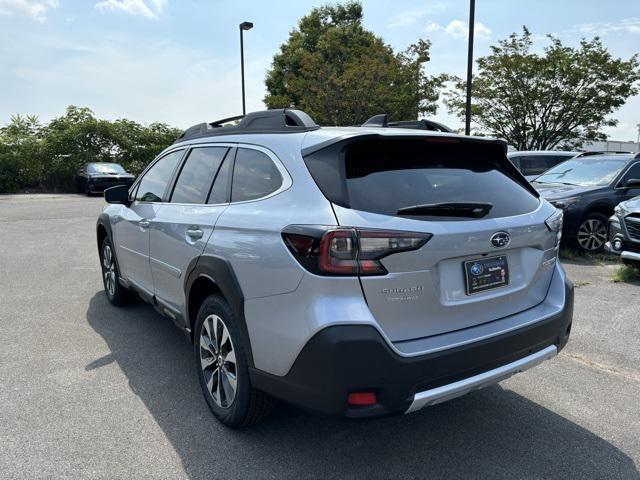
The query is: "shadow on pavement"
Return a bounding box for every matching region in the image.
[86,292,639,479]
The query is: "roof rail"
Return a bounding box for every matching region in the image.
[361,114,452,133]
[573,151,636,158]
[174,108,320,144]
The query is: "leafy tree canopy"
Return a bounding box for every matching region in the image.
[0,106,181,193]
[264,1,445,125]
[446,28,640,150]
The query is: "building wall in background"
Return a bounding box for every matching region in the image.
[583,140,639,153]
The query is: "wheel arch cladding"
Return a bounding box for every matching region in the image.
[184,255,254,367]
[96,213,113,253]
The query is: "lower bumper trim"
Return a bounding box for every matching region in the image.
[405,344,557,414]
[621,251,640,262]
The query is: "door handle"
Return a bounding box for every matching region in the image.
[139,219,150,229]
[186,226,203,240]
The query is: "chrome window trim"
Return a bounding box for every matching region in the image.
[129,142,292,207]
[228,143,293,205]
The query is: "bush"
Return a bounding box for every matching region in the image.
[0,106,182,193]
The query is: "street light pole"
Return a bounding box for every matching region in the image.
[465,0,476,135]
[239,21,254,116]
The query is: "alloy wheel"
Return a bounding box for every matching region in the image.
[200,314,238,408]
[577,219,607,252]
[102,244,117,296]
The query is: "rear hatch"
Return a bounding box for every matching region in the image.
[303,134,558,342]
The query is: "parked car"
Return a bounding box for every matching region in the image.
[533,153,640,253]
[508,151,580,181]
[76,162,135,195]
[96,109,573,427]
[606,196,640,268]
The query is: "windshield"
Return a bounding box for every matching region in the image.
[88,163,126,174]
[534,158,627,187]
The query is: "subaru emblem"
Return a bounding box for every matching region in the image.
[470,263,484,275]
[490,232,510,248]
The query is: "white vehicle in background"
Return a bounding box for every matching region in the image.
[508,151,581,182]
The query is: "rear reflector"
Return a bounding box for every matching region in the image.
[347,392,377,406]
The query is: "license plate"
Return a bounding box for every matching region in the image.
[464,256,509,295]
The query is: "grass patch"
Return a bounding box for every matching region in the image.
[559,247,616,266]
[573,280,591,288]
[612,264,640,283]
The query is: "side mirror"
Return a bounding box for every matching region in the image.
[624,178,640,188]
[104,185,131,205]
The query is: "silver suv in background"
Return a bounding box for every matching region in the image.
[607,195,640,268]
[97,109,573,427]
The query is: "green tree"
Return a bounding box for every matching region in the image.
[264,1,445,125]
[446,28,640,150]
[43,106,115,189]
[0,115,45,192]
[0,105,182,193]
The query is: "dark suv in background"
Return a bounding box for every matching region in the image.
[533,153,640,252]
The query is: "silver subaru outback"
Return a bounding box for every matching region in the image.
[96,109,573,427]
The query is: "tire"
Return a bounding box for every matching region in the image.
[100,237,137,306]
[85,181,91,196]
[195,294,276,427]
[575,212,609,253]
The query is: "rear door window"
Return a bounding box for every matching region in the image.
[305,138,540,220]
[207,153,232,204]
[170,147,229,204]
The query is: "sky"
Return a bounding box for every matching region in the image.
[1,0,639,141]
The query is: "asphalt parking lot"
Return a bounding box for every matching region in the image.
[1,194,639,479]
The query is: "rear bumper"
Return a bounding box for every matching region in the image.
[250,270,574,418]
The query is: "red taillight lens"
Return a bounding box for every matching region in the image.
[282,227,431,276]
[348,392,377,406]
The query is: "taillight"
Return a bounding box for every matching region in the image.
[282,226,431,276]
[545,209,564,248]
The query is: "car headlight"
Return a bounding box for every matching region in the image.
[614,202,629,218]
[545,209,564,248]
[550,197,579,209]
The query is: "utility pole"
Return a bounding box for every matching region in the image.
[465,0,476,136]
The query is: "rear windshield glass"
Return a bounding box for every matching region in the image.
[305,137,540,220]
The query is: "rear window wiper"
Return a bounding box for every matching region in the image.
[396,202,493,218]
